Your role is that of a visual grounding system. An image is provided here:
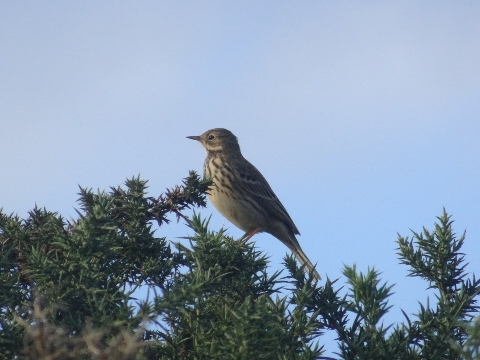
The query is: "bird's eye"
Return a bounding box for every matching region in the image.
[208,134,215,141]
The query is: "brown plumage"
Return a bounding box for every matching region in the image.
[187,128,320,280]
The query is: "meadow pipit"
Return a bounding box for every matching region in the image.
[187,128,320,280]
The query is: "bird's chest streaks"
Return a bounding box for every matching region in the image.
[204,155,235,196]
[203,154,265,231]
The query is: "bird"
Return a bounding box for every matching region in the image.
[187,128,320,280]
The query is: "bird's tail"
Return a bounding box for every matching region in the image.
[292,247,321,281]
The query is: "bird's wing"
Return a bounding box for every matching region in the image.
[232,158,300,235]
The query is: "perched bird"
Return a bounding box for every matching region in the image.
[187,128,320,280]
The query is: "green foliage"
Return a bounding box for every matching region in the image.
[0,172,210,359]
[396,209,480,359]
[453,316,480,359]
[0,175,479,359]
[148,215,324,359]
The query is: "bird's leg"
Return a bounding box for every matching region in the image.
[239,227,261,243]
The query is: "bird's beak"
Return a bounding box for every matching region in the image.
[186,135,201,141]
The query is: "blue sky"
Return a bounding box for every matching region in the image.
[1,1,479,354]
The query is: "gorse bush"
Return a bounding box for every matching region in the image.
[0,172,479,359]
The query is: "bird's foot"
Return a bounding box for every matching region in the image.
[239,228,261,243]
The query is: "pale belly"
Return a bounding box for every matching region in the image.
[208,187,265,233]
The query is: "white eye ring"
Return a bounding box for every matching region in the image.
[208,134,215,140]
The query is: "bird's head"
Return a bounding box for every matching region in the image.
[187,128,241,153]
